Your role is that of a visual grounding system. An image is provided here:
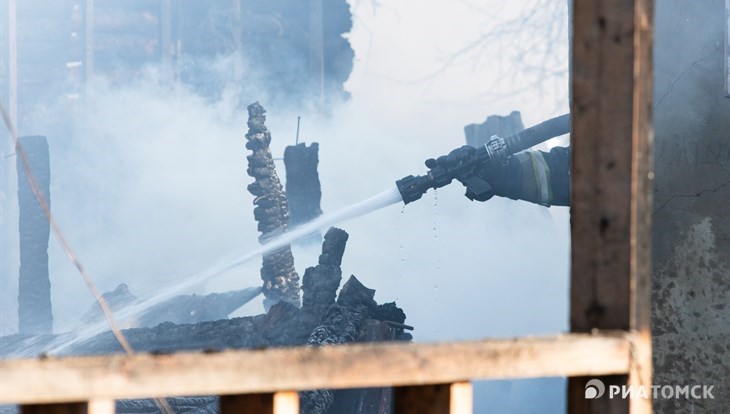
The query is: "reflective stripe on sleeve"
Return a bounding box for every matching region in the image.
[529,152,552,205]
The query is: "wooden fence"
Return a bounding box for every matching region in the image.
[0,0,654,412]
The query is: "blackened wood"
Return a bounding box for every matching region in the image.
[283,142,322,227]
[245,102,300,308]
[17,135,52,334]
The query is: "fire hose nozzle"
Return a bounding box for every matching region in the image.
[396,174,434,205]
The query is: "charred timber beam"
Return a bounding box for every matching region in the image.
[16,135,52,335]
[245,102,301,308]
[301,227,347,320]
[283,142,322,228]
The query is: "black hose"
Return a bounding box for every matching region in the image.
[503,113,570,154]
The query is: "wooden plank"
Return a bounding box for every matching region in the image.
[87,400,114,414]
[0,333,632,405]
[220,394,273,413]
[21,401,113,414]
[394,384,450,414]
[273,392,299,414]
[393,382,472,414]
[569,0,654,412]
[449,382,473,414]
[21,403,87,414]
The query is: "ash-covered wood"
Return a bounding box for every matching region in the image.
[0,227,411,414]
[78,285,262,329]
[16,135,53,335]
[245,102,301,309]
[301,274,407,414]
[302,228,348,320]
[284,142,322,227]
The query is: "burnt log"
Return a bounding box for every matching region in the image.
[16,135,52,335]
[77,285,262,329]
[328,320,397,414]
[245,102,300,309]
[301,227,348,320]
[0,226,411,414]
[300,275,395,414]
[283,142,322,227]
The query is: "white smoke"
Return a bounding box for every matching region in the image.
[1,1,571,411]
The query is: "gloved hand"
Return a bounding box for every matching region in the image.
[424,145,477,171]
[424,145,506,202]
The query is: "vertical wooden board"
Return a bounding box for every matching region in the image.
[21,403,88,414]
[220,393,273,413]
[87,400,114,414]
[571,0,636,333]
[393,384,451,414]
[628,1,654,413]
[273,391,299,414]
[449,382,473,414]
[570,0,654,412]
[568,376,629,414]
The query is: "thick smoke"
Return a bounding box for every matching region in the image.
[1,1,572,412]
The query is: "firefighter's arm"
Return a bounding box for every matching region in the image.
[485,146,570,206]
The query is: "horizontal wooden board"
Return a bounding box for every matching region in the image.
[0,332,632,404]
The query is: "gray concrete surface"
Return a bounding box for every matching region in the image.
[652,0,730,411]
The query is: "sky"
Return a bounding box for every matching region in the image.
[1,0,572,411]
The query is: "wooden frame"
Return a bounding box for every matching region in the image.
[0,0,655,412]
[569,0,653,412]
[0,333,631,404]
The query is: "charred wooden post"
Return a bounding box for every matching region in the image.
[283,142,322,227]
[284,141,322,246]
[16,135,52,334]
[245,102,301,309]
[301,275,403,414]
[301,227,347,320]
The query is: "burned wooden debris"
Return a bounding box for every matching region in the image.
[284,142,323,227]
[302,227,347,320]
[16,135,53,335]
[77,285,262,329]
[245,102,301,309]
[0,227,411,414]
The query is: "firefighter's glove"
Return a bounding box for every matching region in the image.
[424,145,498,202]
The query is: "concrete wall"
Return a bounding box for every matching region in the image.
[652,0,730,411]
